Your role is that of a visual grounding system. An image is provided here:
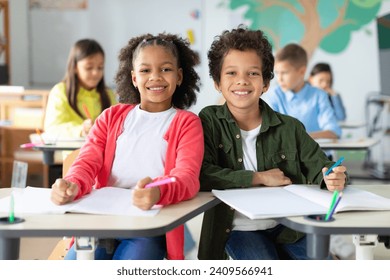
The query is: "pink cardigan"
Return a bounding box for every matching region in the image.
[65,104,204,260]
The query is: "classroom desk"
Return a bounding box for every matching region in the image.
[33,141,84,165]
[338,121,366,129]
[0,89,49,100]
[318,137,388,180]
[278,185,390,260]
[0,189,220,260]
[317,138,380,151]
[32,141,84,187]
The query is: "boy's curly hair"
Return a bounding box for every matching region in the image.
[115,33,200,109]
[208,25,274,86]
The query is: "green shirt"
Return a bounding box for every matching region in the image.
[198,99,335,260]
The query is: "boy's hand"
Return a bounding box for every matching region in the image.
[133,177,161,210]
[254,168,292,187]
[323,166,347,192]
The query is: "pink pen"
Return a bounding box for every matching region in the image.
[145,177,176,188]
[20,143,36,148]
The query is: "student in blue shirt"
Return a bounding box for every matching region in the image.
[309,62,346,122]
[262,44,341,140]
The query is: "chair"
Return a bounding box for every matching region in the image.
[62,149,80,176]
[47,148,80,260]
[364,93,390,179]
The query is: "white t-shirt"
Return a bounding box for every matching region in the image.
[232,124,278,231]
[107,104,176,188]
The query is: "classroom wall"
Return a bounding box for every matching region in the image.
[11,0,201,92]
[8,0,390,141]
[9,1,390,115]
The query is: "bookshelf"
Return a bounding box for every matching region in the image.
[0,0,9,84]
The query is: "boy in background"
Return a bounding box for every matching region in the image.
[262,43,341,140]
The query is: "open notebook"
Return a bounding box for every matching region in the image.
[0,186,161,217]
[212,185,390,220]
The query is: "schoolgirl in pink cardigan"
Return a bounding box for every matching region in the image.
[50,33,203,260]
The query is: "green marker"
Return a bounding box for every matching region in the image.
[325,190,339,221]
[8,192,15,223]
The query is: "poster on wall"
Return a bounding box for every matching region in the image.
[29,0,88,10]
[224,0,384,58]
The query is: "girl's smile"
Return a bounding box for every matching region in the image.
[132,45,183,112]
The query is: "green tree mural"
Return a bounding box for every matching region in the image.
[226,0,383,58]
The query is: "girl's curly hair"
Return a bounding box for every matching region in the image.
[115,33,200,109]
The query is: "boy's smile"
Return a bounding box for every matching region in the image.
[217,49,268,112]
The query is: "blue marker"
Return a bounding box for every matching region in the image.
[325,156,345,176]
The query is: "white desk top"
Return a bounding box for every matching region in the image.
[338,121,366,129]
[279,185,390,235]
[0,189,219,239]
[33,141,84,151]
[0,89,49,97]
[318,138,380,150]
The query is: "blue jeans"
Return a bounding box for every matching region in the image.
[225,225,312,260]
[184,223,196,255]
[65,224,194,260]
[65,236,166,260]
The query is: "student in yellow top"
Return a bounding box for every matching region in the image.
[44,39,117,138]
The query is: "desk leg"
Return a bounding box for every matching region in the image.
[353,234,377,260]
[42,151,55,165]
[75,237,96,260]
[306,234,329,259]
[0,237,20,260]
[43,164,63,187]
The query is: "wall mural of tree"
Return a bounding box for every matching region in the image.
[226,0,383,58]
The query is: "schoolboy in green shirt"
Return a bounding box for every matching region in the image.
[198,26,347,260]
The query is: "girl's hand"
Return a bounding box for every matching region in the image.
[81,119,93,136]
[322,166,347,192]
[51,178,79,205]
[132,177,161,210]
[325,87,336,96]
